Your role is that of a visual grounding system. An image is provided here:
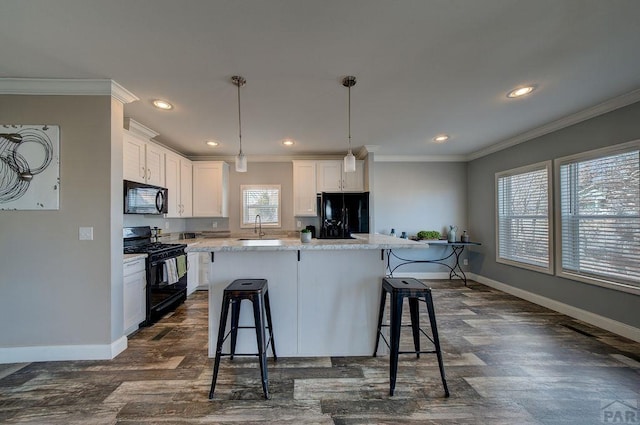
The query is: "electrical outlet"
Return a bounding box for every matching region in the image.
[212,221,218,229]
[463,259,468,266]
[297,220,302,229]
[165,221,170,230]
[79,227,94,241]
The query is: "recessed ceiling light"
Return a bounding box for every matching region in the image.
[152,99,173,110]
[433,134,450,143]
[506,85,536,98]
[205,140,219,147]
[282,139,295,146]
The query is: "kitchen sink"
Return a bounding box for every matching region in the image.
[238,239,284,246]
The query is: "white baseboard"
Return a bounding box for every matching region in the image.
[470,273,640,343]
[0,336,128,364]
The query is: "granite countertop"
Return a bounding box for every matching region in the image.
[124,253,147,263]
[186,233,427,252]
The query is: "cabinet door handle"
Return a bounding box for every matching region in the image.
[141,166,146,178]
[147,168,151,180]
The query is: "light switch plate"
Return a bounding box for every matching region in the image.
[79,227,94,241]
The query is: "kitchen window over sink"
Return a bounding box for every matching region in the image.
[240,184,281,228]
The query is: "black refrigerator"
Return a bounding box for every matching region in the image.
[318,192,369,239]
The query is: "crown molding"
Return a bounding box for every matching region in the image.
[124,118,159,139]
[188,154,348,162]
[0,78,139,104]
[467,88,640,161]
[374,154,467,162]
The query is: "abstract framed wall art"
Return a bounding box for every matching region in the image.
[1,125,60,210]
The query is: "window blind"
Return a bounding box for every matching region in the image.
[559,149,640,287]
[496,164,551,271]
[241,185,281,226]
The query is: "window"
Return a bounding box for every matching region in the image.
[556,141,640,293]
[240,185,281,228]
[496,161,553,273]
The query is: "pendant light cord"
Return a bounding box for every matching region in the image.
[237,80,243,154]
[348,83,352,152]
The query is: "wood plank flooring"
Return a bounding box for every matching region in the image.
[1,280,638,424]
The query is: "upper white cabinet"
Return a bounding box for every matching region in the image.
[292,161,317,216]
[192,161,229,217]
[316,160,364,192]
[123,118,165,187]
[165,151,192,217]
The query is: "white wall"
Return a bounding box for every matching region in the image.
[373,161,467,274]
[373,161,467,237]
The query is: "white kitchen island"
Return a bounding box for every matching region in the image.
[186,234,425,358]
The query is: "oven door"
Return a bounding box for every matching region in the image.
[146,256,187,323]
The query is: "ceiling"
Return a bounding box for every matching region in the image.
[2,0,640,161]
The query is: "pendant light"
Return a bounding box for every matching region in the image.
[232,75,247,172]
[342,76,357,173]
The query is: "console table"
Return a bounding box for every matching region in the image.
[386,240,481,286]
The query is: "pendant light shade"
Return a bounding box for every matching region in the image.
[342,76,357,173]
[232,75,248,173]
[344,150,356,173]
[235,151,247,173]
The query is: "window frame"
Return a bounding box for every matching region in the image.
[554,140,640,295]
[495,160,554,274]
[240,184,282,229]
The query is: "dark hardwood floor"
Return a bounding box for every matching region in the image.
[1,280,638,424]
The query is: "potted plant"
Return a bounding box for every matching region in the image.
[300,228,312,243]
[416,230,441,241]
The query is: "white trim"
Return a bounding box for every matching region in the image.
[190,154,346,162]
[0,78,139,104]
[0,336,128,364]
[124,117,160,139]
[467,88,640,161]
[469,273,640,343]
[374,154,466,162]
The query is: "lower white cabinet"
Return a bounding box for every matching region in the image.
[186,252,198,296]
[123,258,146,336]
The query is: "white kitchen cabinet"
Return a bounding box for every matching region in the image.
[316,160,364,192]
[165,151,192,217]
[192,161,229,217]
[198,252,210,290]
[186,252,198,296]
[123,258,146,336]
[123,119,165,187]
[292,160,317,216]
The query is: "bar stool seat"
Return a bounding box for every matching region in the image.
[373,277,449,397]
[209,279,276,399]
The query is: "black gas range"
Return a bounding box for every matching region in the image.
[123,226,188,326]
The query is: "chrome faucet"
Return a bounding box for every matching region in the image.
[254,214,265,239]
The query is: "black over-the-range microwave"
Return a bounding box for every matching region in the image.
[123,180,168,215]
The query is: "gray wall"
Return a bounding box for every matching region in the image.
[0,95,121,348]
[467,101,640,328]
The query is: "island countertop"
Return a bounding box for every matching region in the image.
[186,233,425,252]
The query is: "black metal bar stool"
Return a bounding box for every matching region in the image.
[373,277,449,397]
[209,279,277,399]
